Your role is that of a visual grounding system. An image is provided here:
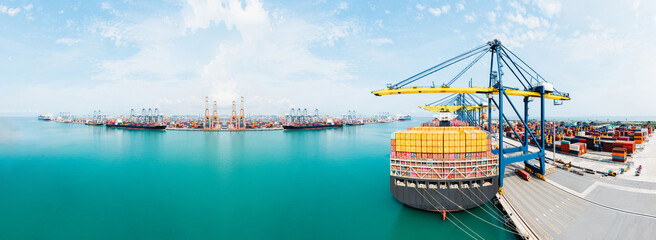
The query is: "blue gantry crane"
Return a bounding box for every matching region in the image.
[420,92,496,127]
[372,39,570,194]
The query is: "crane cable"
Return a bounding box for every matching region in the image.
[473,187,510,221]
[412,187,483,240]
[456,186,521,233]
[428,187,521,236]
[455,185,506,222]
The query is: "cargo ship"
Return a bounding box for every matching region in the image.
[37,115,53,121]
[106,122,167,130]
[283,122,343,130]
[396,114,411,121]
[389,118,499,213]
[345,121,364,126]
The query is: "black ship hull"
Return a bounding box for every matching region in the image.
[282,124,343,130]
[390,175,498,211]
[106,124,167,130]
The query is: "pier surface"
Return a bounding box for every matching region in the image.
[499,138,656,239]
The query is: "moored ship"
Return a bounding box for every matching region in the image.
[37,115,54,121]
[283,122,343,130]
[389,119,499,214]
[396,114,411,121]
[106,122,167,130]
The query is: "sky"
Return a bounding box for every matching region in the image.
[1,0,655,118]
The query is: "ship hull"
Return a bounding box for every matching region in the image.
[106,124,167,130]
[390,175,498,211]
[282,124,343,130]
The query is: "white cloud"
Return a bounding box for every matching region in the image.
[0,4,21,16]
[441,5,451,14]
[509,1,526,14]
[428,8,441,17]
[630,0,640,11]
[101,2,112,10]
[506,12,543,29]
[319,21,357,46]
[59,10,64,14]
[83,0,359,115]
[23,4,33,11]
[183,0,270,42]
[55,38,81,45]
[385,10,390,14]
[488,12,497,23]
[534,0,562,18]
[464,13,476,23]
[416,4,426,11]
[456,3,465,12]
[368,38,393,46]
[337,2,348,10]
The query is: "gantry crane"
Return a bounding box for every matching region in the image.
[420,93,496,127]
[372,39,570,194]
[238,97,245,130]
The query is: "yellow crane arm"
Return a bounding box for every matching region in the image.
[420,105,496,112]
[372,86,570,100]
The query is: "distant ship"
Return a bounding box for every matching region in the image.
[397,114,411,121]
[38,115,54,121]
[345,122,364,126]
[283,122,343,130]
[106,122,166,130]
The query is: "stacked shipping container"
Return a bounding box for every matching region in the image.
[389,126,498,180]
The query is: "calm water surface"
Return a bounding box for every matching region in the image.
[0,117,514,239]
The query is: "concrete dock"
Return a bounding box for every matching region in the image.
[497,137,656,239]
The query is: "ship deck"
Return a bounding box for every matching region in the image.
[498,137,656,239]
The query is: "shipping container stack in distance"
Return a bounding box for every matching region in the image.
[388,119,499,214]
[489,121,653,159]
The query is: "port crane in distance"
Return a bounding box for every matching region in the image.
[420,92,498,126]
[371,39,570,194]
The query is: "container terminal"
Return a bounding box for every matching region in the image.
[372,39,656,239]
[41,96,404,132]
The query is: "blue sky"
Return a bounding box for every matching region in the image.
[1,0,654,118]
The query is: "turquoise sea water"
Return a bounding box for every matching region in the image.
[0,118,515,239]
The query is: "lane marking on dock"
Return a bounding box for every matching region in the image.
[580,181,656,197]
[507,177,570,227]
[531,178,587,210]
[507,177,576,222]
[500,193,552,239]
[505,191,559,238]
[505,183,563,235]
[545,179,583,198]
